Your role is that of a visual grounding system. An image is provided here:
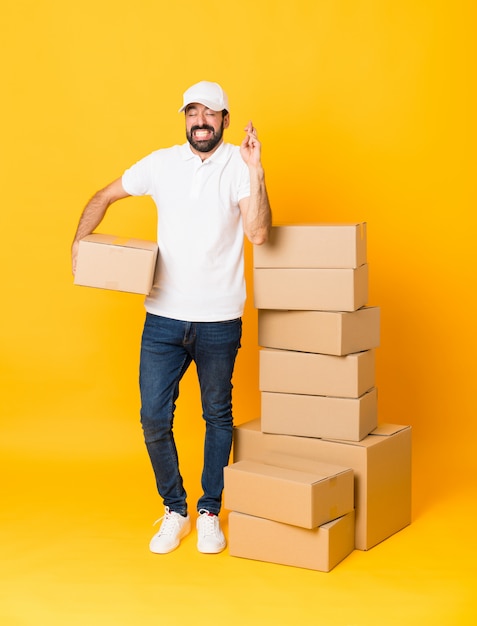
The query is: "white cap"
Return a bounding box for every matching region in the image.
[178,81,229,113]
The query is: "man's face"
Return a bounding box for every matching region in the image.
[185,103,229,155]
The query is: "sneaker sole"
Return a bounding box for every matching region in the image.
[197,539,226,554]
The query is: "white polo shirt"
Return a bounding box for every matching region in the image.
[122,142,251,322]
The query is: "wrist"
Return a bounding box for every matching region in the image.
[248,162,265,178]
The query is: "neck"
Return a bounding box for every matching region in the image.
[189,140,223,161]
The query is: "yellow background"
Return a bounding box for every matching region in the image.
[1,1,476,624]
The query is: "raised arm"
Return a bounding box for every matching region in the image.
[71,177,130,273]
[239,121,272,245]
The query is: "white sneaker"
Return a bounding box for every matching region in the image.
[196,509,226,554]
[149,507,191,554]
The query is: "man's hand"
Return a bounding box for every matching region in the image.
[238,121,272,245]
[71,240,80,275]
[240,121,263,168]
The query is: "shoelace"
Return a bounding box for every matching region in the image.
[198,509,218,536]
[153,507,181,536]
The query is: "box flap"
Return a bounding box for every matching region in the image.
[229,459,345,486]
[314,423,409,449]
[257,452,352,478]
[370,424,411,437]
[82,233,157,251]
[235,418,261,432]
[268,222,366,228]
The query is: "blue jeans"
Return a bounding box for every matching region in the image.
[139,313,242,516]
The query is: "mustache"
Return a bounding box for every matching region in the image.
[190,125,215,134]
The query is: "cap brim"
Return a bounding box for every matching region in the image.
[178,98,224,113]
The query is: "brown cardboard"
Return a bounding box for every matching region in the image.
[253,265,368,312]
[259,348,375,398]
[258,307,380,356]
[74,233,158,295]
[261,388,378,442]
[253,223,367,269]
[224,457,354,529]
[233,419,412,550]
[228,510,355,572]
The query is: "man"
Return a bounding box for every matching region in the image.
[71,81,272,555]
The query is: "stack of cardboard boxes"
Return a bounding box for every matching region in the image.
[224,223,412,571]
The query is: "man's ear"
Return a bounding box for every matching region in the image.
[223,112,230,129]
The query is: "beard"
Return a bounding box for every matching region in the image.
[186,120,225,153]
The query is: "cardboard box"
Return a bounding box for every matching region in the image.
[229,510,355,572]
[224,457,353,529]
[74,233,158,295]
[253,223,367,269]
[253,265,368,312]
[233,419,412,550]
[261,388,378,442]
[260,348,375,399]
[258,306,380,356]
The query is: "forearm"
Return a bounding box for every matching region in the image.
[72,190,112,245]
[71,178,129,273]
[73,178,129,244]
[243,165,272,245]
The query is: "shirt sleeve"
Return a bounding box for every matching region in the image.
[237,158,251,203]
[121,152,155,196]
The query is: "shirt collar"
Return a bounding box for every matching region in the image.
[180,141,229,164]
